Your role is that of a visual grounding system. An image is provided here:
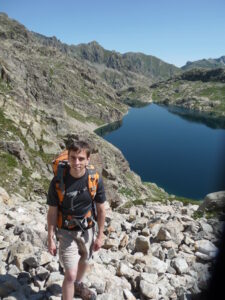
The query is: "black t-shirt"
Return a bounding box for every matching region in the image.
[47,169,106,218]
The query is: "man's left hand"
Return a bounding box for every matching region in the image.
[92,237,103,252]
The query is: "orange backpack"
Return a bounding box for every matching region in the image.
[52,150,99,230]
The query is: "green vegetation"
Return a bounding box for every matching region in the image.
[169,195,202,206]
[118,187,134,198]
[0,108,28,146]
[64,104,87,122]
[0,151,18,168]
[123,98,149,108]
[121,199,146,209]
[0,78,11,93]
[64,104,104,125]
[192,209,218,220]
[192,210,204,219]
[198,85,225,111]
[0,151,18,193]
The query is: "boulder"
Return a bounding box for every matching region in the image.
[135,236,150,254]
[0,141,30,168]
[198,191,225,212]
[140,280,159,299]
[171,257,189,274]
[0,187,12,206]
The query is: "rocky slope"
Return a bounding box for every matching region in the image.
[121,68,225,123]
[182,56,225,71]
[1,188,225,299]
[0,12,171,209]
[150,68,225,119]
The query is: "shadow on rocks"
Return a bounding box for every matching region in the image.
[0,273,62,299]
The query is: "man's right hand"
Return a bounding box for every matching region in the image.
[48,237,57,256]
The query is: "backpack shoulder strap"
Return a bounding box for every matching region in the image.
[87,165,99,199]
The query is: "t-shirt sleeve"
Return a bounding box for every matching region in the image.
[94,176,106,203]
[47,177,59,206]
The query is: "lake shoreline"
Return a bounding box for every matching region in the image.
[95,102,225,201]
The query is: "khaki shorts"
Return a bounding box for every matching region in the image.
[56,227,95,270]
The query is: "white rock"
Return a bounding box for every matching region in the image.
[146,256,167,274]
[123,289,136,300]
[117,262,134,278]
[172,257,189,274]
[194,239,218,257]
[140,273,158,284]
[140,280,159,299]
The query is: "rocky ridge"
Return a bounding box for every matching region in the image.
[1,187,225,300]
[182,56,225,71]
[119,68,225,119]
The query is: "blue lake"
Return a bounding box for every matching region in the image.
[96,103,225,200]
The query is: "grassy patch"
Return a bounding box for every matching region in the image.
[87,116,105,126]
[118,187,134,198]
[64,104,87,123]
[123,98,149,108]
[152,90,162,101]
[170,195,202,206]
[0,78,11,93]
[198,85,225,100]
[65,104,105,125]
[29,148,54,165]
[192,210,204,219]
[0,151,18,192]
[0,108,28,146]
[120,198,147,209]
[0,151,18,169]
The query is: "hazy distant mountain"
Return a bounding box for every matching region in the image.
[182,56,225,71]
[74,41,181,80]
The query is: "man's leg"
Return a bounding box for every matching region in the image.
[57,229,80,300]
[62,267,77,300]
[73,229,96,300]
[76,258,88,282]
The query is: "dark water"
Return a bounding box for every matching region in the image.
[96,103,225,200]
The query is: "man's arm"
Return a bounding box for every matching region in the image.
[92,202,105,251]
[47,205,58,256]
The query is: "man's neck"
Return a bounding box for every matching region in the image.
[69,168,86,179]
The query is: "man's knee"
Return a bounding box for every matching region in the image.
[64,268,77,283]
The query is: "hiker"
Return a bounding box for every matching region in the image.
[47,140,106,300]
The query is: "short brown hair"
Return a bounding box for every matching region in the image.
[67,140,91,158]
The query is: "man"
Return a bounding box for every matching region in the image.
[47,140,106,300]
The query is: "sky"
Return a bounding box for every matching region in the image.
[1,0,225,67]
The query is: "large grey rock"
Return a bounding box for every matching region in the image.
[140,280,159,299]
[145,256,167,275]
[116,262,138,279]
[140,273,158,284]
[171,257,189,274]
[123,289,136,300]
[0,187,11,206]
[194,239,218,258]
[0,140,30,168]
[0,274,21,298]
[155,227,172,241]
[198,191,225,211]
[45,272,64,286]
[135,236,150,254]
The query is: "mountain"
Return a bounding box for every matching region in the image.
[32,36,181,91]
[182,56,225,71]
[149,68,225,122]
[0,12,169,207]
[0,12,224,207]
[74,41,181,81]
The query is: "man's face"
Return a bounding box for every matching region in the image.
[68,149,90,177]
